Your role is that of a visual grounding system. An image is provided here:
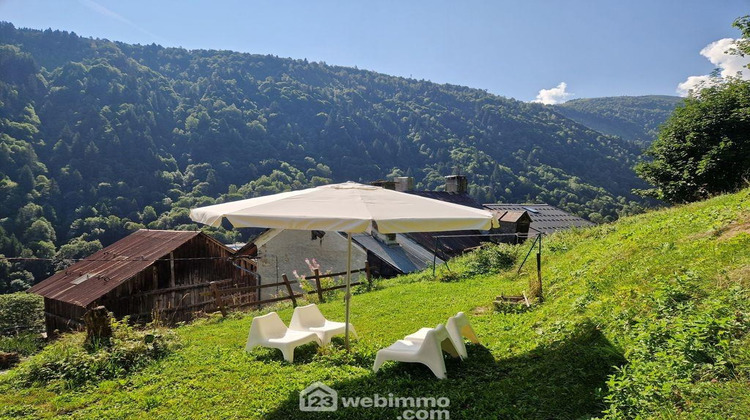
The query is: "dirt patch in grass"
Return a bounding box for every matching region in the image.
[722,265,750,288]
[471,305,493,315]
[686,213,750,242]
[717,214,750,241]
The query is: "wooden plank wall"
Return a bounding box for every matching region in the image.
[44,298,86,334]
[44,235,259,332]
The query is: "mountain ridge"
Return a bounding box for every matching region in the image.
[1,21,651,288]
[554,95,683,145]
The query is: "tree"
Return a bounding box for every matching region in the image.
[635,18,750,203]
[732,15,750,56]
[53,236,102,271]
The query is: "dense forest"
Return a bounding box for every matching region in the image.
[554,96,683,146]
[0,22,657,291]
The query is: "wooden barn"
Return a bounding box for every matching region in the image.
[29,229,257,334]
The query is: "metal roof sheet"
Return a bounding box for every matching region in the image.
[406,191,485,209]
[405,230,484,260]
[484,204,595,234]
[28,230,226,307]
[352,233,443,274]
[397,191,486,259]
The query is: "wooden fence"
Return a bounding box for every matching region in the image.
[100,266,261,325]
[208,263,372,317]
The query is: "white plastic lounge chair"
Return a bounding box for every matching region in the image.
[372,324,451,379]
[402,312,478,360]
[289,303,357,345]
[404,326,460,359]
[445,312,479,359]
[245,312,321,362]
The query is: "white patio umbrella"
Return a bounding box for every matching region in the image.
[190,181,494,350]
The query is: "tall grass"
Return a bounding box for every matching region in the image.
[5,317,179,389]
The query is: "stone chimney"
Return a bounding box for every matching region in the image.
[394,177,414,192]
[445,175,468,193]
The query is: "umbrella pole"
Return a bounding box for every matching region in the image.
[345,232,352,351]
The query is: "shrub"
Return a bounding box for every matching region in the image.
[0,293,44,334]
[464,243,519,277]
[437,270,461,283]
[353,276,381,295]
[9,317,179,388]
[0,332,45,356]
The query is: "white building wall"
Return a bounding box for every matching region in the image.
[256,230,367,300]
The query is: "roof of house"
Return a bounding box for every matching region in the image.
[483,204,595,234]
[406,191,485,209]
[28,230,230,307]
[402,191,485,259]
[405,229,485,260]
[352,233,443,274]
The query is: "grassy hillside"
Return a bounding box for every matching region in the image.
[554,95,683,146]
[1,189,748,419]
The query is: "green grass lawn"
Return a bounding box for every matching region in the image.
[1,189,749,419]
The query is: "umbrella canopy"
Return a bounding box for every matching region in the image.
[190,181,494,233]
[189,181,495,350]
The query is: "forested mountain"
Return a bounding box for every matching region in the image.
[0,22,650,291]
[554,96,683,145]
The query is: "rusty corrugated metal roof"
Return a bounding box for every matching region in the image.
[28,230,221,307]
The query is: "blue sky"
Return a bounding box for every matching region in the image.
[1,0,748,102]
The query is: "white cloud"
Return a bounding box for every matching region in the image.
[532,82,572,105]
[676,75,716,96]
[677,38,750,96]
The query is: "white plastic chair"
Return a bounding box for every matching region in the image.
[404,326,460,359]
[402,312,479,360]
[372,324,451,379]
[245,312,321,362]
[289,303,357,345]
[445,312,479,359]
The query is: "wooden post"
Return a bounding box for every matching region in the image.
[169,252,176,288]
[210,281,227,317]
[313,268,324,302]
[281,274,298,307]
[365,261,372,289]
[83,306,113,348]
